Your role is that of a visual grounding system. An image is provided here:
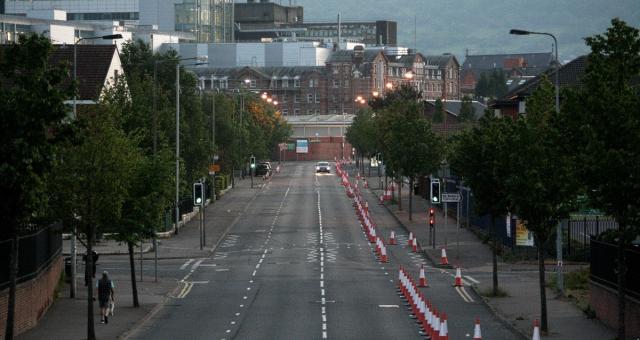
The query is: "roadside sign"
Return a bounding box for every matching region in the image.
[208,164,220,175]
[441,192,461,203]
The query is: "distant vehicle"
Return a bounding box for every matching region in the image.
[316,161,331,173]
[255,161,272,177]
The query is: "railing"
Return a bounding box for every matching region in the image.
[0,225,62,290]
[590,239,640,300]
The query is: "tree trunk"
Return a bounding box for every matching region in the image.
[127,241,140,307]
[491,215,499,296]
[5,229,19,340]
[409,177,414,221]
[87,226,96,340]
[538,235,548,334]
[368,157,371,177]
[398,178,403,211]
[617,223,626,340]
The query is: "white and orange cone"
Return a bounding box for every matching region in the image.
[438,312,449,340]
[408,232,414,247]
[418,265,428,287]
[532,319,541,340]
[473,317,482,340]
[364,179,369,188]
[431,310,440,339]
[412,237,419,253]
[454,267,463,287]
[440,248,449,265]
[389,231,396,245]
[381,246,388,263]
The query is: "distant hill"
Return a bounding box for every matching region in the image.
[290,0,639,63]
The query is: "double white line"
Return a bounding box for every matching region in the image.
[455,286,475,303]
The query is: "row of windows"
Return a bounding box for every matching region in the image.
[67,12,139,21]
[281,108,322,115]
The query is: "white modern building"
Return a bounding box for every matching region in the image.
[162,41,332,68]
[4,0,139,24]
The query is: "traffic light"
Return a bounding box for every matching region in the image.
[193,182,204,206]
[250,156,256,169]
[429,208,436,228]
[430,179,441,204]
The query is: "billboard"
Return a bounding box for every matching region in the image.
[515,219,534,247]
[296,139,308,153]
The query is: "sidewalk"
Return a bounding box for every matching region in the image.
[362,172,615,339]
[17,174,263,340]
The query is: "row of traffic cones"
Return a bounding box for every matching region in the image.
[398,267,449,339]
[398,267,486,339]
[339,161,390,265]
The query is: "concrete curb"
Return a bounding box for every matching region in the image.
[469,285,529,340]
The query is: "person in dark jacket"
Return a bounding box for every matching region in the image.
[95,271,115,324]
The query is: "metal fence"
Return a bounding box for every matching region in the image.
[590,239,640,300]
[0,225,62,290]
[567,216,618,258]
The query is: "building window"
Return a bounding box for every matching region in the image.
[333,80,340,88]
[294,94,300,103]
[307,109,314,114]
[294,108,300,115]
[331,95,337,103]
[294,78,300,87]
[309,79,316,88]
[282,94,288,103]
[250,79,257,88]
[282,79,289,88]
[307,94,313,103]
[282,108,289,115]
[315,93,320,103]
[315,109,320,115]
[219,79,228,89]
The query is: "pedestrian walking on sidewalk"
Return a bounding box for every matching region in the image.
[96,271,115,324]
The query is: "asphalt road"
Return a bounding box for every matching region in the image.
[127,162,518,340]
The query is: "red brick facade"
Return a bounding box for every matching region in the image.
[0,256,62,339]
[589,281,640,339]
[282,137,352,161]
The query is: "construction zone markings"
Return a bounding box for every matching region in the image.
[317,188,329,339]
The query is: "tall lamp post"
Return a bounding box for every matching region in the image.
[173,57,206,235]
[71,33,122,299]
[510,28,561,333]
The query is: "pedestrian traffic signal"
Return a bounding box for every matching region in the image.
[250,156,256,169]
[429,208,435,228]
[430,179,441,204]
[193,182,204,206]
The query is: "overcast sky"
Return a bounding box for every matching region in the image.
[288,0,639,62]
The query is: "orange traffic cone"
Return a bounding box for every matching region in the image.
[408,232,414,247]
[412,237,419,253]
[438,312,449,340]
[418,265,428,287]
[440,248,449,265]
[389,231,396,245]
[381,246,388,263]
[473,317,482,339]
[454,267,463,287]
[532,319,541,340]
[364,179,369,188]
[431,310,440,339]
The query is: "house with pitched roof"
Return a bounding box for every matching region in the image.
[461,52,554,96]
[490,55,588,118]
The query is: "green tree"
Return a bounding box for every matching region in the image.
[459,95,476,123]
[50,107,138,340]
[384,101,444,220]
[432,98,444,123]
[505,77,578,334]
[450,110,513,297]
[475,72,490,98]
[561,18,640,339]
[99,75,175,308]
[0,35,74,340]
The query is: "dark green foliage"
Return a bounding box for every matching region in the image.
[459,96,476,122]
[432,98,444,123]
[474,69,508,99]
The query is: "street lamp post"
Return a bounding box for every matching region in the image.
[510,28,561,335]
[510,29,562,294]
[71,33,122,299]
[173,57,206,236]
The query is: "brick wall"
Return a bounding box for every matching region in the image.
[282,138,352,161]
[0,255,62,339]
[589,280,640,339]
